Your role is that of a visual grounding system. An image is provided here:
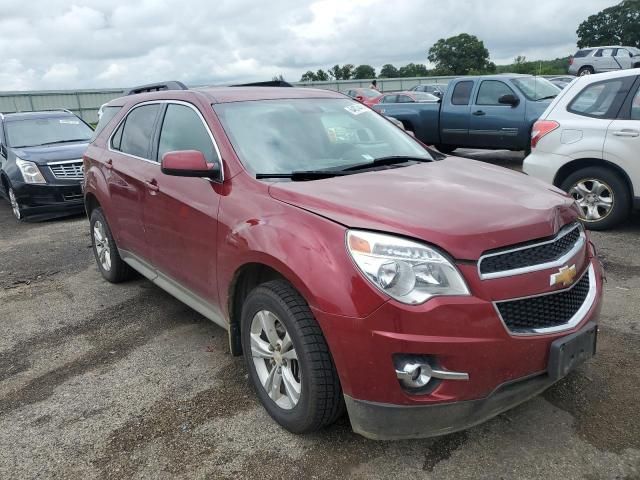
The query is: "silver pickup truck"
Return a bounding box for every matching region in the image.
[569,46,640,76]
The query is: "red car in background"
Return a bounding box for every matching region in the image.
[379,91,440,104]
[345,88,383,106]
[84,82,603,440]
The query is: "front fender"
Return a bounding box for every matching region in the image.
[83,156,120,241]
[216,177,387,320]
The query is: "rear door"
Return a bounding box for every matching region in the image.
[614,48,634,70]
[468,80,523,149]
[106,103,162,259]
[603,76,640,190]
[439,80,473,146]
[593,48,618,72]
[144,101,222,303]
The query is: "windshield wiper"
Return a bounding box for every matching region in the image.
[337,155,431,172]
[256,170,354,181]
[33,138,90,146]
[536,95,557,101]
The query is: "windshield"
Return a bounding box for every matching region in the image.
[511,77,561,101]
[359,89,381,98]
[6,116,93,148]
[213,98,432,175]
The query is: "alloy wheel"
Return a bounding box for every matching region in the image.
[8,188,21,220]
[249,310,301,410]
[93,220,112,271]
[569,178,614,222]
[579,69,592,76]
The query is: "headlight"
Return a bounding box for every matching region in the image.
[346,230,469,304]
[16,159,46,184]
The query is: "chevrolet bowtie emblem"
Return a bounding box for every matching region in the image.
[550,265,577,287]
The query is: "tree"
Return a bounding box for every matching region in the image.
[300,70,318,82]
[379,64,399,78]
[315,69,329,81]
[328,64,355,80]
[352,64,376,79]
[397,63,430,77]
[512,55,528,74]
[272,74,286,82]
[427,33,493,75]
[577,0,640,48]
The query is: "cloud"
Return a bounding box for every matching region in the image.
[0,0,617,91]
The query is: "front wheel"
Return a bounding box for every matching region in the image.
[561,167,630,230]
[90,208,133,282]
[241,280,343,434]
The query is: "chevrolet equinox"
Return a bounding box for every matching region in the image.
[83,83,603,440]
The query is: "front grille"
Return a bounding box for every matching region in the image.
[63,192,83,201]
[479,224,582,277]
[49,161,84,179]
[496,270,591,333]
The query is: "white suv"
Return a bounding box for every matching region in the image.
[524,69,640,230]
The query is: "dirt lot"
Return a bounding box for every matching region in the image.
[1,152,639,479]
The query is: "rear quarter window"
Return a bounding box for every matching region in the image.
[574,49,593,58]
[91,106,121,141]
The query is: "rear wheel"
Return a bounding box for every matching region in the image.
[90,208,133,282]
[561,167,630,230]
[241,280,343,434]
[578,66,594,76]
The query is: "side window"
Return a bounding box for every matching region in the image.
[616,49,631,58]
[476,81,516,106]
[568,79,627,118]
[158,104,218,163]
[111,122,124,150]
[91,106,121,141]
[118,104,161,159]
[451,81,473,105]
[631,86,640,120]
[381,95,397,103]
[397,95,413,103]
[602,48,614,57]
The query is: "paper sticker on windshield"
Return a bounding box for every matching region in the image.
[344,104,369,115]
[59,119,80,124]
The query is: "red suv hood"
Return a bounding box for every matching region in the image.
[268,157,578,260]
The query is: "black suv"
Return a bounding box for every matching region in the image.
[0,110,93,220]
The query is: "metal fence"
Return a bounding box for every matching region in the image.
[0,74,538,124]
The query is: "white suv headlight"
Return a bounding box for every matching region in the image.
[346,230,470,305]
[16,159,46,184]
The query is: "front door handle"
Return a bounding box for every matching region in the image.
[472,110,486,116]
[612,129,639,137]
[145,179,159,192]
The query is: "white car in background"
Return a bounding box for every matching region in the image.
[524,68,640,230]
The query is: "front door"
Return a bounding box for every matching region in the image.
[469,80,523,149]
[106,103,162,259]
[143,101,222,305]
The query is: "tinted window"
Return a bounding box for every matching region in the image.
[158,104,217,163]
[568,79,626,118]
[476,81,515,106]
[632,87,640,120]
[5,116,93,148]
[574,49,593,58]
[91,106,121,141]
[451,81,473,105]
[118,104,160,158]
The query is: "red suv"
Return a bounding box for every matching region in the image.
[84,82,603,440]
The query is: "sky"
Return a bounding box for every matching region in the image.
[0,0,617,91]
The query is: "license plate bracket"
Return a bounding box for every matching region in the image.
[548,322,597,381]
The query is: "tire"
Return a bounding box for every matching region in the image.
[560,166,630,230]
[89,208,133,282]
[241,280,343,434]
[435,144,457,154]
[578,66,594,76]
[7,185,23,221]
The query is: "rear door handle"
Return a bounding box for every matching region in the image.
[472,110,486,116]
[145,179,159,192]
[612,129,639,137]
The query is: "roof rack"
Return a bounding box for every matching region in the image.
[126,81,188,96]
[231,80,294,88]
[0,108,74,116]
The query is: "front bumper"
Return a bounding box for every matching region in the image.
[314,254,603,439]
[12,181,85,219]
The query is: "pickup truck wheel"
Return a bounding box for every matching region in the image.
[435,144,457,154]
[578,66,594,76]
[241,280,343,434]
[90,208,133,283]
[561,167,630,230]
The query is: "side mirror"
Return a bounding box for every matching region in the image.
[498,94,520,107]
[161,150,221,179]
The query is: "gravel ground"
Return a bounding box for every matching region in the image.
[1,151,639,479]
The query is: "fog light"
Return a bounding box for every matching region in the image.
[394,355,470,392]
[395,362,432,389]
